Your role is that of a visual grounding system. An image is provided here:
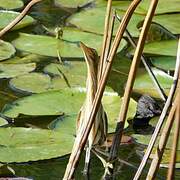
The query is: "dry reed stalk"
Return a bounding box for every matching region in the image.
[0,0,42,38]
[108,0,159,163]
[167,97,180,180]
[115,14,167,101]
[133,38,180,180]
[98,0,112,80]
[63,0,142,179]
[146,92,179,179]
[101,11,116,76]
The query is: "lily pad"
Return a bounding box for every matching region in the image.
[133,134,180,150]
[0,63,36,78]
[0,0,24,10]
[136,0,180,15]
[67,7,144,37]
[1,88,137,130]
[49,96,137,133]
[9,73,52,93]
[151,56,176,71]
[143,40,178,56]
[1,90,85,118]
[153,14,180,35]
[0,127,74,163]
[44,61,86,88]
[11,29,126,58]
[0,10,35,30]
[134,68,173,98]
[54,0,90,8]
[0,40,16,61]
[11,33,81,58]
[103,96,137,132]
[62,28,127,53]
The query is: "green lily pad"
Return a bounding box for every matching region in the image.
[9,73,52,93]
[133,134,180,150]
[151,56,176,71]
[0,10,35,30]
[0,127,74,163]
[1,90,85,118]
[49,95,137,133]
[11,28,127,58]
[136,0,180,15]
[134,68,173,98]
[54,0,90,8]
[1,88,137,130]
[0,0,24,10]
[0,117,8,126]
[0,40,16,61]
[103,96,137,132]
[96,0,131,9]
[138,149,180,168]
[62,28,127,53]
[0,63,36,78]
[2,54,52,64]
[153,14,180,35]
[11,33,81,58]
[143,40,178,56]
[44,61,86,88]
[67,7,144,37]
[133,116,180,150]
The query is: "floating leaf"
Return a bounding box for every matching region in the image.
[0,10,35,30]
[151,56,176,71]
[49,96,137,133]
[62,28,127,53]
[11,33,81,58]
[44,61,86,88]
[0,63,36,78]
[133,134,180,150]
[68,7,144,37]
[103,96,137,132]
[1,90,85,118]
[134,68,173,98]
[54,0,90,8]
[143,40,178,56]
[153,14,180,35]
[136,0,180,15]
[11,29,126,58]
[9,73,52,93]
[0,40,16,61]
[0,127,74,163]
[2,88,137,131]
[0,0,24,10]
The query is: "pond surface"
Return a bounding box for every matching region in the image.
[0,0,180,179]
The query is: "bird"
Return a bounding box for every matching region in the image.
[76,42,108,174]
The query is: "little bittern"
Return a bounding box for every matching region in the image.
[76,42,108,173]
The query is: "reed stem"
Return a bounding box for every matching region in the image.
[109,0,159,162]
[0,0,42,38]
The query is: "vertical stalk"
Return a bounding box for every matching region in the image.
[98,0,112,80]
[146,93,179,179]
[167,100,180,180]
[109,0,159,161]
